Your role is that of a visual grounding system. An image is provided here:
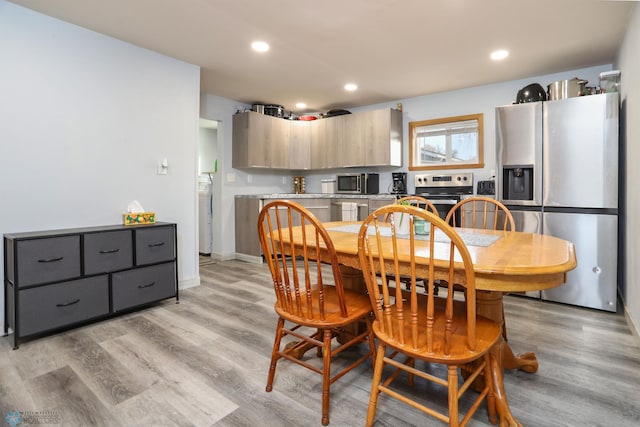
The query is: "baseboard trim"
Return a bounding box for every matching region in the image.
[179,276,200,290]
[234,253,263,264]
[624,306,640,346]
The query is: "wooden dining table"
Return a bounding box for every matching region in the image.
[277,220,577,424]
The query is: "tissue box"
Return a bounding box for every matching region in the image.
[123,212,156,226]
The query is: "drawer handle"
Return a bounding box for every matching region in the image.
[99,248,120,254]
[37,256,64,263]
[56,298,80,307]
[148,242,165,248]
[138,282,156,289]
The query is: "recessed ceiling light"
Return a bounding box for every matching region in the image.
[251,41,270,53]
[295,102,306,109]
[490,49,509,61]
[344,83,358,91]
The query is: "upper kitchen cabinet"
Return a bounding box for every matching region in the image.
[289,120,311,170]
[362,108,402,167]
[341,113,364,167]
[233,107,402,170]
[232,111,291,169]
[310,118,328,169]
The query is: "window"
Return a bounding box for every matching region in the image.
[409,113,484,170]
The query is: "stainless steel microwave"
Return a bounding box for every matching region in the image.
[336,173,379,194]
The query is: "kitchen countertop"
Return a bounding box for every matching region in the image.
[235,193,398,199]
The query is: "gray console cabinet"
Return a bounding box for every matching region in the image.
[4,222,178,348]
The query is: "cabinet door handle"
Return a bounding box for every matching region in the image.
[148,242,165,248]
[56,298,80,307]
[99,248,120,254]
[37,256,63,263]
[138,282,156,289]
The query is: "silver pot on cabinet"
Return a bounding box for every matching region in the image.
[547,78,588,100]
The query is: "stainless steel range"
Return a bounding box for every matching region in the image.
[414,173,473,223]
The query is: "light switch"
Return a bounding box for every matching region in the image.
[157,158,169,175]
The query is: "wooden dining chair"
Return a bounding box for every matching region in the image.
[358,204,509,427]
[444,196,515,339]
[258,200,375,426]
[383,195,439,220]
[383,196,439,293]
[445,196,515,231]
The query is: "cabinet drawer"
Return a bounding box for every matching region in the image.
[135,226,175,266]
[112,262,176,312]
[19,276,109,336]
[84,230,133,275]
[15,236,81,287]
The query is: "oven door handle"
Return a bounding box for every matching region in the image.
[429,199,459,205]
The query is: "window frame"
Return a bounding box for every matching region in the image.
[408,113,484,171]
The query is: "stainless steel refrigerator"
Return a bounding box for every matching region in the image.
[496,92,619,311]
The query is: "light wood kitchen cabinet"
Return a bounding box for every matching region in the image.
[271,118,290,169]
[362,108,402,166]
[235,197,332,259]
[233,112,271,168]
[233,108,402,169]
[232,112,289,169]
[310,119,328,169]
[341,113,364,168]
[368,196,397,215]
[289,120,311,170]
[310,115,344,169]
[324,115,345,168]
[235,198,262,257]
[235,196,399,259]
[291,198,332,225]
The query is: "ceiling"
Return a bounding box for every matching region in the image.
[8,0,634,114]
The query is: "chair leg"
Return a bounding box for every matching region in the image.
[448,365,459,427]
[321,328,332,426]
[366,342,386,427]
[407,357,415,387]
[484,353,498,425]
[365,317,376,367]
[266,317,285,392]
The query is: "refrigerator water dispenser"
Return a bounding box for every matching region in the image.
[503,166,533,201]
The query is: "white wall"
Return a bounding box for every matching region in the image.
[0,2,201,330]
[618,2,640,337]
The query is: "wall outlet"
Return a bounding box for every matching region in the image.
[227,173,235,183]
[282,176,287,184]
[247,174,252,183]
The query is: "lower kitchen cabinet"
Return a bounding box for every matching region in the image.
[3,222,178,349]
[235,196,394,259]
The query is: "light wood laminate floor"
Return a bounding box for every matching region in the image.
[1,260,639,426]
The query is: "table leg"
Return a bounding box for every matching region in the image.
[489,341,523,427]
[474,291,532,425]
[337,265,369,343]
[476,290,539,373]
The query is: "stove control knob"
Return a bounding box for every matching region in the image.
[457,176,462,181]
[462,176,468,181]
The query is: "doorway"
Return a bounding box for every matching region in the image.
[198,119,218,258]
